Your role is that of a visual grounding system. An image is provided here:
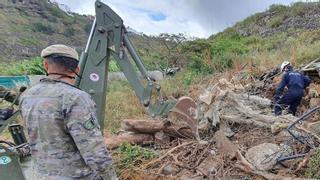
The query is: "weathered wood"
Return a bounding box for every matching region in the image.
[163,126,194,139]
[121,119,165,133]
[105,133,154,149]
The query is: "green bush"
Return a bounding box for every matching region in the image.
[291,2,306,16]
[182,71,196,85]
[305,149,320,178]
[269,4,288,13]
[188,54,213,74]
[108,60,120,72]
[268,16,284,28]
[112,142,157,173]
[45,3,66,18]
[47,15,58,23]
[0,57,45,75]
[32,22,54,35]
[18,38,40,46]
[118,142,157,164]
[84,23,93,34]
[63,27,75,37]
[210,38,248,56]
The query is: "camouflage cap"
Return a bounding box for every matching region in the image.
[41,44,79,61]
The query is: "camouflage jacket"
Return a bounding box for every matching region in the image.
[19,78,117,180]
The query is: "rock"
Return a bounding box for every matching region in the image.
[220,123,235,138]
[308,83,320,98]
[161,164,179,175]
[199,89,214,105]
[197,156,220,177]
[218,78,235,91]
[245,143,281,171]
[309,98,320,107]
[306,121,320,136]
[271,122,289,134]
[197,118,210,132]
[199,85,221,105]
[180,172,203,180]
[154,131,170,145]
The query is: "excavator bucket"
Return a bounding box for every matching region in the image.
[169,96,199,140]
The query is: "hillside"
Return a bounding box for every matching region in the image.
[234,2,320,37]
[0,0,167,66]
[1,1,320,76]
[0,0,93,62]
[179,2,320,77]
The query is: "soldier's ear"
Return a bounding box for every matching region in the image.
[75,66,80,74]
[43,60,49,72]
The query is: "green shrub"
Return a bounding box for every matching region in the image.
[47,15,58,23]
[269,4,288,13]
[182,39,211,53]
[84,23,93,34]
[212,53,235,71]
[32,22,54,35]
[108,60,120,72]
[188,54,213,74]
[305,149,320,178]
[46,3,66,18]
[118,142,157,165]
[291,2,306,16]
[268,16,284,28]
[18,38,40,46]
[0,57,45,75]
[182,71,196,85]
[210,38,248,56]
[62,17,74,25]
[63,27,75,37]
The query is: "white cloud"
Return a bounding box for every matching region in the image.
[53,0,312,38]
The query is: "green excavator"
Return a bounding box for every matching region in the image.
[0,1,197,179]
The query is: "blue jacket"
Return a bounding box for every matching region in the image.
[275,69,311,99]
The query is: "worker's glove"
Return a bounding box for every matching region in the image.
[0,108,14,121]
[274,94,280,102]
[270,96,280,109]
[270,99,275,109]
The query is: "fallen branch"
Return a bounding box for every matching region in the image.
[121,119,165,133]
[105,133,154,149]
[163,126,194,139]
[297,126,320,143]
[294,149,316,173]
[236,164,306,180]
[143,141,195,169]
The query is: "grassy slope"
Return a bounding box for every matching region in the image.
[182,2,320,74]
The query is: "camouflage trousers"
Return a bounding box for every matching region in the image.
[22,158,118,180]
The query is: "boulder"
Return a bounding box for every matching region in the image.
[245,143,281,171]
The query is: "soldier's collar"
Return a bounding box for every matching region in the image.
[40,78,80,89]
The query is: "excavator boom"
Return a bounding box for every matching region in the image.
[75,0,177,130]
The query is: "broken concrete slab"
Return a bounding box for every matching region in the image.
[245,143,281,171]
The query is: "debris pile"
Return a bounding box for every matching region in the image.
[109,60,320,179]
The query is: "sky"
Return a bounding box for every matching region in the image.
[53,0,313,38]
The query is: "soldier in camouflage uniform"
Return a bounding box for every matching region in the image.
[19,44,117,180]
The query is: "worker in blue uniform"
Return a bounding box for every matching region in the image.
[274,61,311,116]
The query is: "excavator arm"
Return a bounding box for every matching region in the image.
[75,1,177,130]
[0,1,198,179]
